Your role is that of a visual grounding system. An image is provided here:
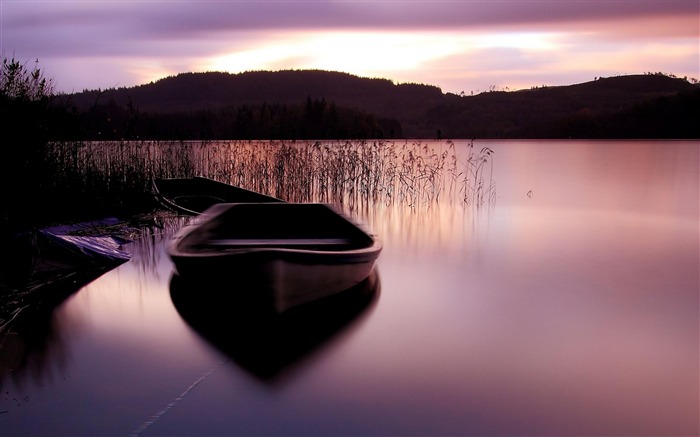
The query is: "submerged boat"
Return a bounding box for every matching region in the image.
[152,176,283,215]
[2,218,132,287]
[1,218,132,332]
[167,202,381,313]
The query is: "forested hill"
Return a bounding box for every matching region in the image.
[66,70,444,118]
[59,70,699,139]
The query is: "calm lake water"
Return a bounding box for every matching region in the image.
[1,140,698,436]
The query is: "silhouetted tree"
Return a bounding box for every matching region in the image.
[1,56,57,230]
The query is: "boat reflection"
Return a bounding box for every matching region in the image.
[169,269,381,382]
[0,268,108,387]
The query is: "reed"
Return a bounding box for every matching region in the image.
[21,139,495,226]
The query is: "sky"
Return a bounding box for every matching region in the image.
[1,0,698,95]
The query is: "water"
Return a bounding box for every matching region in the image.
[1,140,698,436]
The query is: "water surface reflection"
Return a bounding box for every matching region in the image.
[0,140,697,436]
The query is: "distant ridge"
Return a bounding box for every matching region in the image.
[60,70,699,139]
[66,70,444,117]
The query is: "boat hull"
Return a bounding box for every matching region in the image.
[171,252,378,312]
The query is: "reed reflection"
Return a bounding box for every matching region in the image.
[169,269,380,382]
[124,215,189,281]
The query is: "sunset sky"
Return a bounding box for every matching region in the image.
[2,0,698,95]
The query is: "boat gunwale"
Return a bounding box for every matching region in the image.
[168,202,382,261]
[152,176,284,215]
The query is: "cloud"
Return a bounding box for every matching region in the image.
[2,0,698,94]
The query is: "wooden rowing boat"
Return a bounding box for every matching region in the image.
[152,176,283,215]
[167,202,381,313]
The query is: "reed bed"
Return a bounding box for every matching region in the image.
[38,139,495,222]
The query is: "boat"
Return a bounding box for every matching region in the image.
[167,202,382,313]
[2,218,132,288]
[152,176,283,215]
[1,218,132,332]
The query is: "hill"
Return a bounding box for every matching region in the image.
[427,74,699,138]
[58,70,699,139]
[65,70,444,120]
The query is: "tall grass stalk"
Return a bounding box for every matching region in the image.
[36,139,495,223]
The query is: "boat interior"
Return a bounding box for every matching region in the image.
[185,203,375,251]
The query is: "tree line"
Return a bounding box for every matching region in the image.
[4,56,699,144]
[69,96,401,140]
